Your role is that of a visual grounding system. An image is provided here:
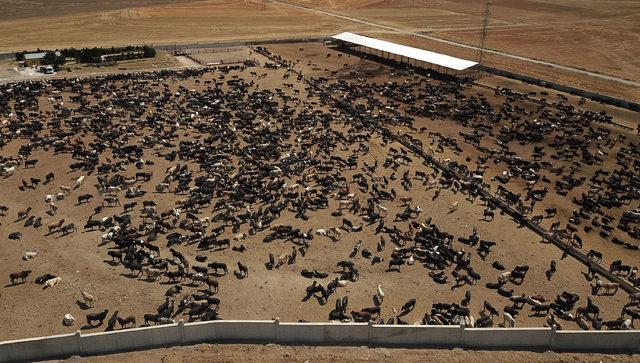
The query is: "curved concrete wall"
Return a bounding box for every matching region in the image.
[1,321,639,362]
[0,332,78,362]
[80,324,182,356]
[370,325,460,346]
[463,328,551,349]
[279,322,369,345]
[553,330,640,352]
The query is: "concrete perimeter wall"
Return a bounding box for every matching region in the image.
[1,321,638,362]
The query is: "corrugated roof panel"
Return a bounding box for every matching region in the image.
[332,32,477,71]
[23,51,62,60]
[24,52,47,60]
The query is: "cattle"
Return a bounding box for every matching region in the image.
[9,270,32,284]
[208,262,228,275]
[86,310,109,326]
[0,48,633,334]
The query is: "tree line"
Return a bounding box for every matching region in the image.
[15,45,156,66]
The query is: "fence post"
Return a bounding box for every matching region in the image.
[367,321,373,345]
[459,324,466,348]
[179,320,185,345]
[274,319,280,344]
[75,331,83,356]
[549,325,556,350]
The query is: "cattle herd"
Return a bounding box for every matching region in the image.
[0,43,638,339]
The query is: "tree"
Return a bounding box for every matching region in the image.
[142,45,156,58]
[42,51,57,65]
[43,51,66,70]
[61,48,78,60]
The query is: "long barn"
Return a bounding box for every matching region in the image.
[331,32,479,77]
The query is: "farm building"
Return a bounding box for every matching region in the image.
[331,32,479,77]
[23,51,62,66]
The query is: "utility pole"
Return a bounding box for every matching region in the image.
[477,2,490,67]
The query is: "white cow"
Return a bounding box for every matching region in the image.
[75,175,85,189]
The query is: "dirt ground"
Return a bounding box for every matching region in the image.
[0,42,637,347]
[46,343,640,362]
[272,41,640,268]
[188,47,259,66]
[0,1,637,100]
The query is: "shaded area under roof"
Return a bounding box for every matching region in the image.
[332,32,478,71]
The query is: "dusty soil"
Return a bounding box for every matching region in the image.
[273,41,640,267]
[46,343,640,362]
[0,42,637,346]
[188,47,259,66]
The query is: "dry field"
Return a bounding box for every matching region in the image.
[0,43,638,348]
[0,0,355,52]
[288,0,640,83]
[0,1,638,100]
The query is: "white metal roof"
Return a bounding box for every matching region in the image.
[332,32,478,71]
[24,52,47,60]
[24,51,61,60]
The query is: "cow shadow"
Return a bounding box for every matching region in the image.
[120,272,140,279]
[140,277,160,284]
[510,278,524,286]
[545,270,554,281]
[397,308,411,317]
[233,271,247,279]
[159,280,180,285]
[581,271,595,282]
[76,300,91,310]
[80,324,101,331]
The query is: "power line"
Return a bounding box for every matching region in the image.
[477,2,490,66]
